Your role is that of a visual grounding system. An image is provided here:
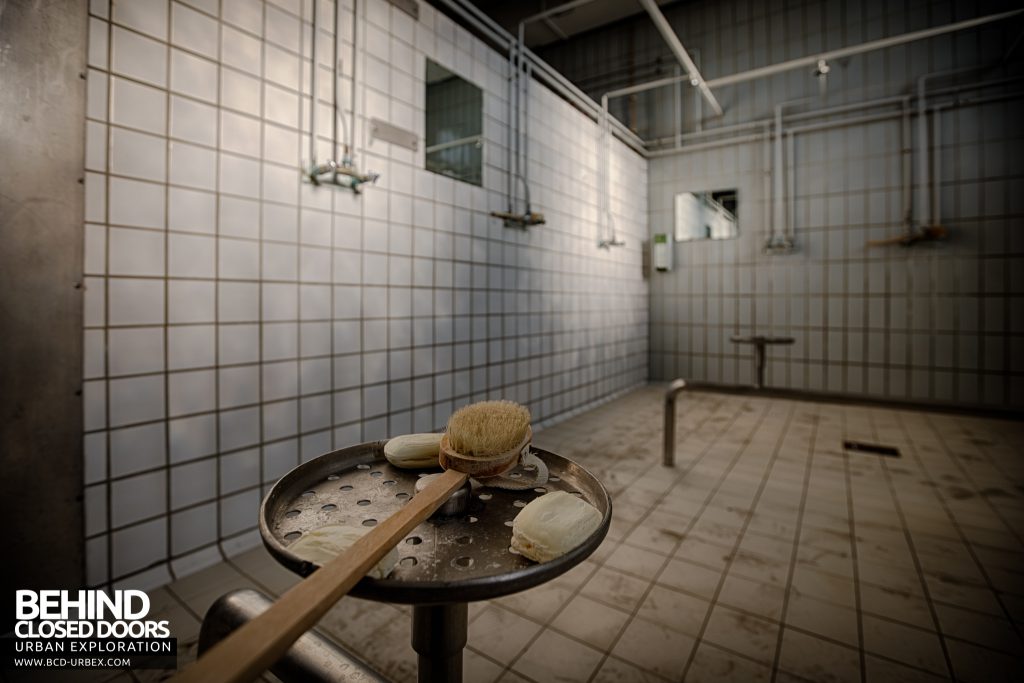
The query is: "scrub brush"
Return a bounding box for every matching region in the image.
[440,400,533,478]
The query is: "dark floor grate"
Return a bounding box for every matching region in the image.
[843,440,900,457]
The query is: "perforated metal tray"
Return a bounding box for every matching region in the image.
[259,441,611,604]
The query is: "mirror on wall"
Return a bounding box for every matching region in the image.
[674,189,739,241]
[425,60,483,186]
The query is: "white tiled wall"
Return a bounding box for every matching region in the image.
[84,0,648,588]
[640,0,1022,410]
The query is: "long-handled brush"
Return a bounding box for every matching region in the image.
[172,400,532,683]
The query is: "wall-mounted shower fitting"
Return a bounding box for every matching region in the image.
[490,210,546,227]
[307,158,380,193]
[763,234,795,254]
[597,237,625,250]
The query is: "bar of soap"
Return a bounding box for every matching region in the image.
[511,491,602,563]
[288,525,398,579]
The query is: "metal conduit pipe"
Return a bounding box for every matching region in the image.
[914,65,995,227]
[647,77,1017,154]
[609,9,1021,139]
[785,109,908,135]
[309,0,318,168]
[348,0,358,158]
[933,105,945,228]
[763,122,772,245]
[506,42,514,213]
[917,74,931,227]
[646,132,767,157]
[704,9,1023,89]
[786,131,796,244]
[523,60,533,215]
[772,103,785,248]
[902,99,913,234]
[647,93,912,150]
[637,0,723,116]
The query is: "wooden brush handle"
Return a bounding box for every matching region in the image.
[171,468,469,683]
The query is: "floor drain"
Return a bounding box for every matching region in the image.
[843,440,900,457]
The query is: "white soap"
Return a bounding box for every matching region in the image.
[288,525,399,579]
[511,491,602,563]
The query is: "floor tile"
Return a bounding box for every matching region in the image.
[580,565,652,613]
[777,628,861,683]
[512,628,604,683]
[636,584,710,636]
[468,605,543,666]
[685,641,772,682]
[702,603,780,665]
[590,654,669,682]
[549,594,632,651]
[785,591,860,647]
[610,614,695,680]
[861,615,947,676]
[124,388,1024,683]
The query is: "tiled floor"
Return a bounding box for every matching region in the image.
[67,386,1024,682]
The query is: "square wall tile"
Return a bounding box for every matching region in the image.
[110,76,166,134]
[108,278,164,326]
[111,470,166,527]
[111,25,166,87]
[111,518,166,577]
[170,2,218,59]
[109,177,165,229]
[168,187,216,234]
[170,48,218,103]
[110,421,166,477]
[170,96,217,146]
[108,227,164,275]
[167,325,215,370]
[168,233,216,278]
[109,374,165,427]
[109,126,166,182]
[108,326,165,376]
[111,0,167,40]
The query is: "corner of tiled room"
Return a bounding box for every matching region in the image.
[2,0,1023,681]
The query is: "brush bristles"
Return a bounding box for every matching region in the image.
[446,400,531,457]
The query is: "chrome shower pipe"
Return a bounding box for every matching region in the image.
[506,41,515,213]
[522,60,532,215]
[331,0,353,162]
[309,0,318,169]
[348,0,359,161]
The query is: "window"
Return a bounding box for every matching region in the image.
[674,188,739,241]
[425,60,483,186]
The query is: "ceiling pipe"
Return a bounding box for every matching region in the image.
[432,0,646,154]
[518,0,600,34]
[637,0,723,117]
[611,9,1022,116]
[705,9,1022,89]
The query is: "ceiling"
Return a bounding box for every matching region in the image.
[467,0,678,49]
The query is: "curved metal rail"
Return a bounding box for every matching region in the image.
[663,379,687,467]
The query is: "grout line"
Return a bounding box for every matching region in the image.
[580,395,777,681]
[869,408,957,680]
[895,410,1024,643]
[766,403,824,683]
[495,392,734,681]
[676,399,798,681]
[841,408,868,683]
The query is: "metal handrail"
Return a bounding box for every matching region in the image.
[663,379,687,467]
